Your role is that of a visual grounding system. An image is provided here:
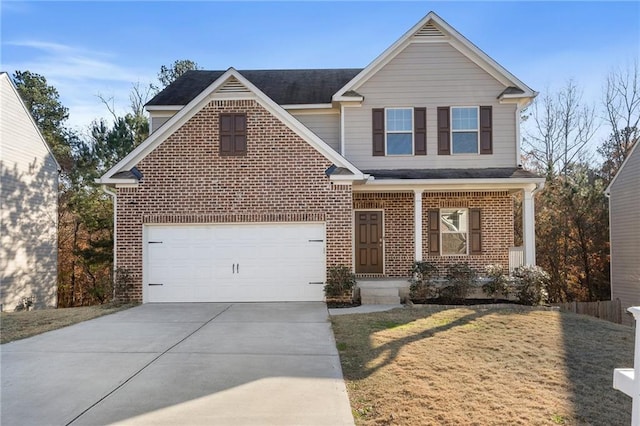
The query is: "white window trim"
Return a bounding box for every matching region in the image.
[440,208,469,256]
[385,107,414,156]
[450,106,480,155]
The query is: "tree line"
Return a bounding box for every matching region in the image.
[12,60,199,307]
[11,60,638,306]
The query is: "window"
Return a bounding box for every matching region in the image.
[451,107,479,154]
[219,113,247,156]
[372,108,426,156]
[440,209,468,255]
[386,108,413,155]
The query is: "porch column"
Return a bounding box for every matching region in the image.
[414,189,423,261]
[523,187,536,265]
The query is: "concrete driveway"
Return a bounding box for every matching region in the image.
[1,303,354,425]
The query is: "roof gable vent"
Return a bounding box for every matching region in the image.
[414,22,446,40]
[217,77,251,94]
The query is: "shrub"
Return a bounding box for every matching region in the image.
[511,265,550,305]
[482,264,510,299]
[324,265,357,298]
[409,261,439,301]
[441,263,477,302]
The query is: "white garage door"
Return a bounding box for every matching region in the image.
[144,223,326,302]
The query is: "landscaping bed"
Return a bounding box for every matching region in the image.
[331,305,634,425]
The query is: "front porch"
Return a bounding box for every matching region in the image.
[351,182,542,304]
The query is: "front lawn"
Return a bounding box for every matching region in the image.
[331,306,634,425]
[1,303,136,344]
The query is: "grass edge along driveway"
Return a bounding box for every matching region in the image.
[331,305,634,426]
[1,303,136,344]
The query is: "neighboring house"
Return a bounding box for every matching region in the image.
[0,72,59,310]
[98,12,544,304]
[606,141,640,326]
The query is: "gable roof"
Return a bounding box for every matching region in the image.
[0,72,60,170]
[333,11,536,104]
[99,68,364,185]
[146,69,362,107]
[605,140,639,195]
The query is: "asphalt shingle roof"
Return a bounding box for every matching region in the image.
[146,69,364,107]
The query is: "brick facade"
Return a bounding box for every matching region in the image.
[353,192,414,277]
[115,99,352,302]
[353,191,514,278]
[422,191,513,273]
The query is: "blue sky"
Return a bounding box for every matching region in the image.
[2,1,639,145]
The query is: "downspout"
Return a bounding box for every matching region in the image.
[340,103,345,156]
[515,104,522,167]
[101,185,117,300]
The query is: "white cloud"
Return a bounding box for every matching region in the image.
[3,40,156,130]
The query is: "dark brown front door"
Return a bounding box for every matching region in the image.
[355,211,383,274]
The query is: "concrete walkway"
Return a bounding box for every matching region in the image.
[1,303,354,425]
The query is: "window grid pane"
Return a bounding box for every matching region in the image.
[452,107,478,130]
[387,108,412,131]
[440,209,468,255]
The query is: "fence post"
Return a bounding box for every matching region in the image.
[613,306,640,425]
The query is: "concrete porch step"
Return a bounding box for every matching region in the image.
[359,286,401,305]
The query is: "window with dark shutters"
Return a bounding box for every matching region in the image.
[470,208,482,255]
[479,106,492,155]
[437,107,451,155]
[219,113,247,156]
[372,108,385,156]
[414,107,427,155]
[428,209,440,256]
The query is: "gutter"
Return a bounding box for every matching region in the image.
[101,185,118,300]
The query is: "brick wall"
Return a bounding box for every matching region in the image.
[422,191,513,274]
[353,192,414,277]
[115,99,352,302]
[353,191,514,278]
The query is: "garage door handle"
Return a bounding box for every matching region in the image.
[308,282,324,285]
[308,239,324,242]
[232,264,240,274]
[148,241,163,244]
[148,283,163,286]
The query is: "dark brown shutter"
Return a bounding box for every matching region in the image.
[479,106,492,155]
[428,209,440,256]
[234,114,247,155]
[414,107,426,155]
[372,108,385,156]
[219,114,234,156]
[470,208,482,255]
[437,107,450,155]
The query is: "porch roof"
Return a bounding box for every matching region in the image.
[362,167,541,180]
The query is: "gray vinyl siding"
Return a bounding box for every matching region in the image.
[151,116,172,133]
[609,145,640,326]
[0,74,58,310]
[290,112,340,153]
[344,42,517,169]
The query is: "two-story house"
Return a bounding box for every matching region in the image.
[98,12,544,303]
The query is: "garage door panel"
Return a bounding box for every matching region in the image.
[144,223,326,302]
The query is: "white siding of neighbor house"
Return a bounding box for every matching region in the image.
[289,111,341,153]
[609,144,640,326]
[343,42,518,169]
[0,73,59,310]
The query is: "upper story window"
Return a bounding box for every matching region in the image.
[451,107,479,154]
[437,106,492,156]
[386,108,413,155]
[372,108,426,156]
[219,113,247,156]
